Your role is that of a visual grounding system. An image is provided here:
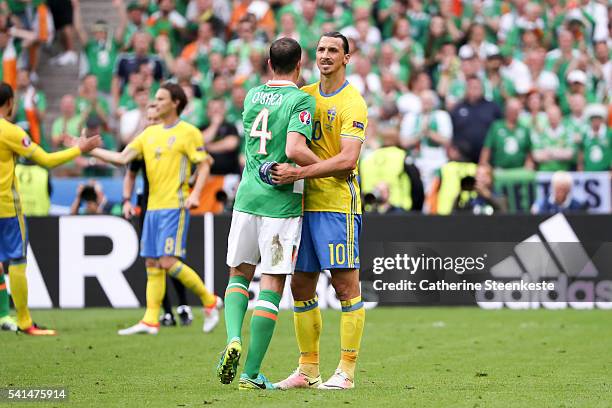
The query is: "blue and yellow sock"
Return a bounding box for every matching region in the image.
[294,297,322,378]
[8,260,32,330]
[142,267,165,326]
[243,290,281,379]
[339,296,365,381]
[224,275,250,343]
[168,261,216,308]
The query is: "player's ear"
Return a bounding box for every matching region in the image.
[267,58,273,73]
[343,53,351,66]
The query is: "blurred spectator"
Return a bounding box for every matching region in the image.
[14,69,46,146]
[76,74,110,127]
[170,57,202,99]
[450,76,502,163]
[385,18,424,80]
[560,69,596,115]
[341,6,380,59]
[564,93,587,144]
[531,171,584,214]
[226,16,266,76]
[427,141,478,215]
[519,90,548,135]
[531,105,575,171]
[48,0,77,66]
[482,45,515,110]
[437,45,480,111]
[480,98,532,170]
[0,24,18,89]
[70,181,113,215]
[180,84,206,129]
[400,89,452,189]
[180,21,225,74]
[453,165,507,215]
[526,47,559,97]
[397,69,432,115]
[112,30,166,108]
[15,158,51,216]
[346,54,381,105]
[202,98,240,175]
[361,126,420,213]
[228,0,276,39]
[578,104,612,171]
[146,0,188,56]
[185,0,226,37]
[73,0,126,96]
[77,115,116,177]
[363,182,407,215]
[122,0,147,46]
[119,85,149,147]
[51,94,80,149]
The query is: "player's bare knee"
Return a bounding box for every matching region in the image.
[230,264,255,281]
[159,256,177,270]
[331,271,360,300]
[291,272,318,300]
[260,274,286,295]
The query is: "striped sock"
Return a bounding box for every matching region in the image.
[8,261,32,330]
[243,290,281,379]
[339,296,365,381]
[142,267,165,326]
[224,275,250,343]
[168,261,216,308]
[294,297,322,378]
[0,270,9,318]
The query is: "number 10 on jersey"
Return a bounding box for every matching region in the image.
[251,108,272,155]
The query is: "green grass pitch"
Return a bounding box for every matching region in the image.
[3,307,611,407]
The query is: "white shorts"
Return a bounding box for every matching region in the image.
[226,210,302,275]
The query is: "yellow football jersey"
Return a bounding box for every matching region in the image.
[0,119,39,217]
[301,81,368,214]
[127,120,207,210]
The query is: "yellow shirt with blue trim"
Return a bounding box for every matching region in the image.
[0,118,39,217]
[301,80,368,214]
[127,120,207,210]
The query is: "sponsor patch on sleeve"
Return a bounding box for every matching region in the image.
[353,121,364,130]
[22,136,32,147]
[299,111,312,125]
[196,146,205,151]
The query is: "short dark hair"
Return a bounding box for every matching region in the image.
[0,82,13,107]
[160,82,187,115]
[269,37,302,75]
[320,32,349,54]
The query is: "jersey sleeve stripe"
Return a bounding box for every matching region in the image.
[340,134,364,142]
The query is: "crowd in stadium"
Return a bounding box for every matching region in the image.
[1,0,611,215]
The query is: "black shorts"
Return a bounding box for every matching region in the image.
[47,0,73,30]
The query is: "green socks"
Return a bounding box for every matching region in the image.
[224,275,250,343]
[0,272,9,318]
[243,290,281,379]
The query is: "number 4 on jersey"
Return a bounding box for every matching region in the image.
[250,108,272,154]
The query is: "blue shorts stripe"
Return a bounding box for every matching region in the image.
[341,301,364,312]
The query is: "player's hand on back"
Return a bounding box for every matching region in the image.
[76,134,102,153]
[271,163,300,185]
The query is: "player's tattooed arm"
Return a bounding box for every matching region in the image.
[285,131,321,166]
[272,137,360,184]
[90,146,139,166]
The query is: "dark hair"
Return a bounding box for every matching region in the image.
[0,82,13,107]
[160,82,187,115]
[81,186,97,203]
[320,31,349,54]
[269,37,302,75]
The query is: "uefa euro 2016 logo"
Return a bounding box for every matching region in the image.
[327,107,336,123]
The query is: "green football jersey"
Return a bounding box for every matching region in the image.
[484,120,531,169]
[233,81,315,218]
